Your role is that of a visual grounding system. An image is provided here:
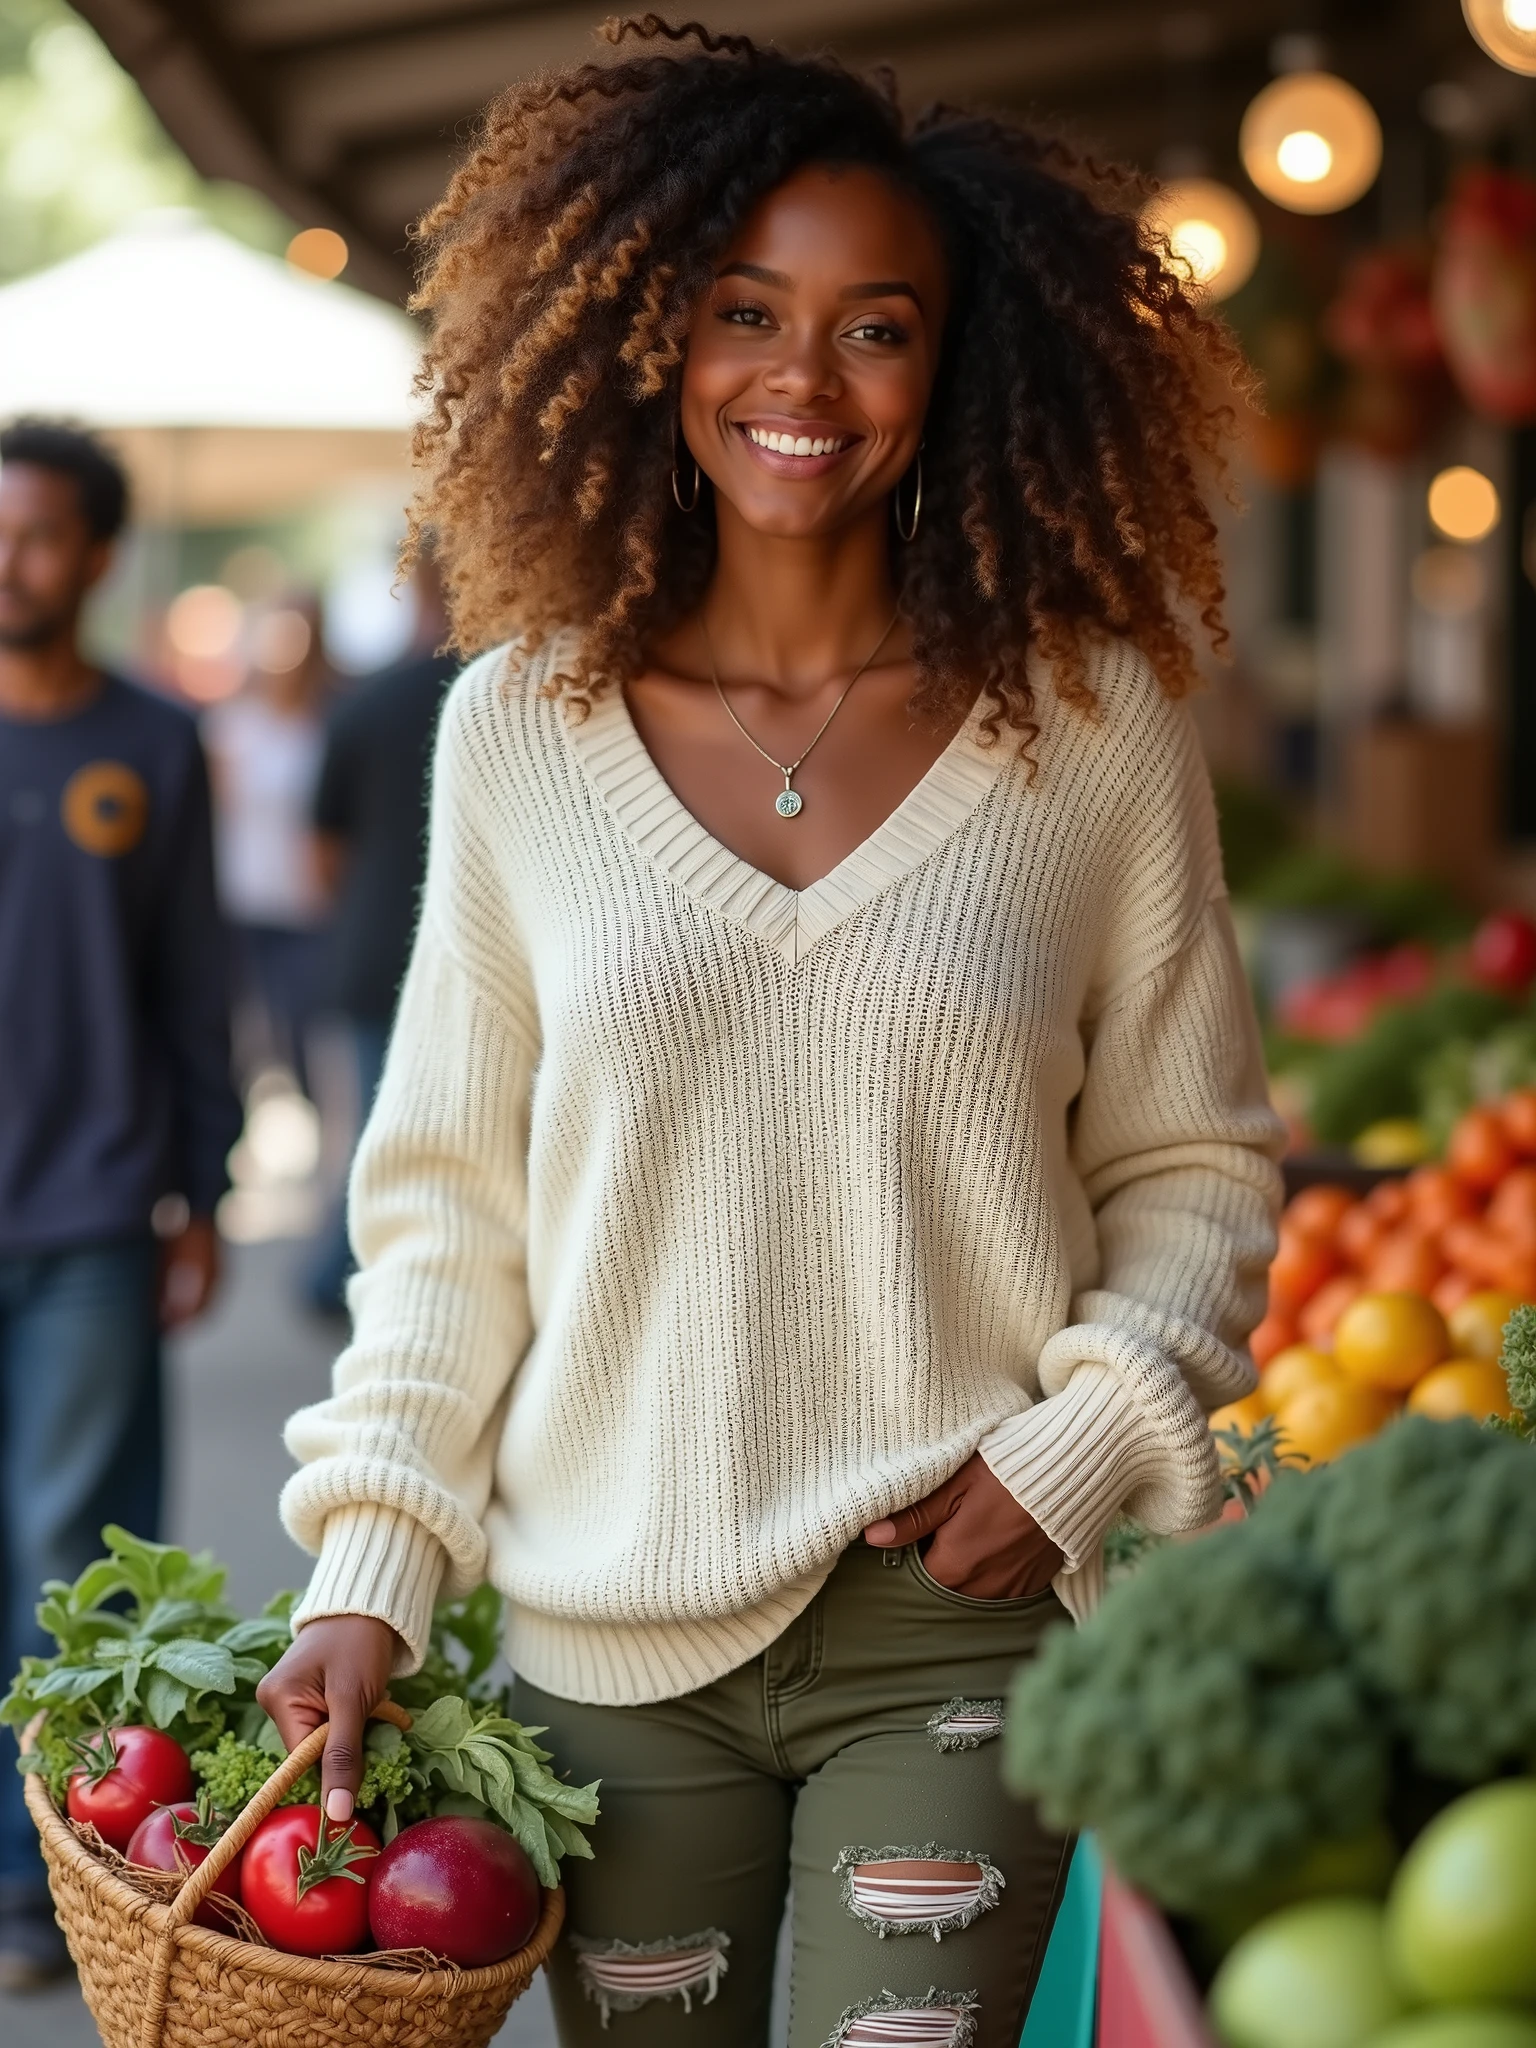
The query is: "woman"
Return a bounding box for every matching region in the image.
[259,22,1282,2046]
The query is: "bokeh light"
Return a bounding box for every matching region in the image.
[251,606,313,673]
[1462,0,1536,75]
[1427,466,1501,543]
[165,583,242,660]
[285,226,348,280]
[1240,72,1382,213]
[1144,178,1261,301]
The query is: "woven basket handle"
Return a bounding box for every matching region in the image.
[164,1695,413,1933]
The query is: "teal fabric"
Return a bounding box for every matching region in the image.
[1020,1836,1100,2048]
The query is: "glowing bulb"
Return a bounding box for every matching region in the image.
[285,227,348,280]
[1276,130,1334,183]
[1241,72,1381,213]
[1169,219,1228,284]
[1427,466,1500,544]
[1464,0,1536,74]
[1142,178,1260,300]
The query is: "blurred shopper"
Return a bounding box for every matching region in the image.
[303,560,454,1315]
[204,596,333,1099]
[0,420,241,1988]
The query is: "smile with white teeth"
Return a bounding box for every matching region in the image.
[744,425,852,457]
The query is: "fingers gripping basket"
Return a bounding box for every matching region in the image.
[24,1701,564,2048]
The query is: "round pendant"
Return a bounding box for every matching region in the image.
[775,788,804,819]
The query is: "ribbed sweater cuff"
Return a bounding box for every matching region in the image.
[290,1504,448,1676]
[977,1366,1165,1572]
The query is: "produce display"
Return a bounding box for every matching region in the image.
[1263,910,1536,1156]
[1004,1408,1536,2048]
[4,1527,599,1970]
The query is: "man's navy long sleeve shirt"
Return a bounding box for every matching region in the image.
[0,676,242,1254]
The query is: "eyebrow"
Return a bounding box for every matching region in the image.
[717,260,922,307]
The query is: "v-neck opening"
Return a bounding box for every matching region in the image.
[558,677,1011,965]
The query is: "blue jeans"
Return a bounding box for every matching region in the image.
[0,1237,161,1886]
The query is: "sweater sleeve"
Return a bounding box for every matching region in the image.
[279,658,538,1669]
[978,892,1284,1579]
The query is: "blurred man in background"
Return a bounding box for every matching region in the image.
[0,420,241,1988]
[303,557,454,1314]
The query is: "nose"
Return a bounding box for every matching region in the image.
[762,320,842,406]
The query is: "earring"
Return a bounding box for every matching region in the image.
[894,450,923,543]
[671,429,701,513]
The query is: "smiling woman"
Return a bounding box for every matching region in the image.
[260,18,1283,2048]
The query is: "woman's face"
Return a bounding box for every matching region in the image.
[679,163,948,541]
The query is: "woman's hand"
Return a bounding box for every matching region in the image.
[863,1452,1065,1599]
[255,1615,401,1823]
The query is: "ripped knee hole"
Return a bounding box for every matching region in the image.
[824,1986,980,2046]
[571,1927,729,2025]
[838,1846,1005,1939]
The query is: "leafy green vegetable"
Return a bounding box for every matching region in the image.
[1005,1418,1536,1918]
[7,1527,598,1880]
[1497,1302,1536,1441]
[1301,986,1518,1146]
[399,1697,599,1886]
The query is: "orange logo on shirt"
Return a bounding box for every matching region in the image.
[61,761,149,857]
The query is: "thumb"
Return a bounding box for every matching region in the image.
[864,1476,961,1550]
[319,1688,369,1826]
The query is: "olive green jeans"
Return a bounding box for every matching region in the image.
[511,1539,1073,2048]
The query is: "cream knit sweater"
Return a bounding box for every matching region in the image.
[281,633,1284,1704]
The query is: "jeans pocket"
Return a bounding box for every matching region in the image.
[904,1545,1062,1614]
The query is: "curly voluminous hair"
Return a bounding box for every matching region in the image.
[406,13,1251,738]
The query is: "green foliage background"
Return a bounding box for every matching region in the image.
[0,0,292,286]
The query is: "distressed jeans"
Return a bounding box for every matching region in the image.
[513,1538,1073,2048]
[0,1236,161,1889]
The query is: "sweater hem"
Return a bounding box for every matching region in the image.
[502,1559,838,1705]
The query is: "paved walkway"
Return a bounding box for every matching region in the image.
[1,1238,559,2047]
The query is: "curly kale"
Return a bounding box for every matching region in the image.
[1005,1415,1536,1916]
[1005,1522,1388,1916]
[1498,1302,1536,1439]
[1276,1418,1536,1780]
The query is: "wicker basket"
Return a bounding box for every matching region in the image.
[24,1701,564,2048]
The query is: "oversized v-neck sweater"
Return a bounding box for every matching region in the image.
[281,633,1284,1704]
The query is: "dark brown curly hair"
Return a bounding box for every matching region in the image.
[406,13,1251,737]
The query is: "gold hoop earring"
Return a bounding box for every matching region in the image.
[894,451,923,543]
[671,432,701,513]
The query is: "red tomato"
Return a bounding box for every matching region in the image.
[66,1727,193,1850]
[241,1807,380,1956]
[1269,1227,1340,1312]
[1501,1087,1536,1156]
[1448,1108,1517,1192]
[1469,910,1536,994]
[1283,1183,1355,1243]
[125,1798,242,1928]
[369,1817,541,1967]
[1250,1308,1298,1366]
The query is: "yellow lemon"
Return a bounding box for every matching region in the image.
[1406,1358,1513,1423]
[1446,1289,1524,1363]
[1334,1291,1449,1392]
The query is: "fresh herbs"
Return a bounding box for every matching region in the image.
[5,1528,599,1878]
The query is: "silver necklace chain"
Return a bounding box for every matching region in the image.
[701,608,901,820]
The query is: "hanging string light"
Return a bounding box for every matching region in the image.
[1240,71,1383,214]
[1142,177,1261,300]
[1461,0,1536,75]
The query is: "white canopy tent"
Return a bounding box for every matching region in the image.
[0,211,419,523]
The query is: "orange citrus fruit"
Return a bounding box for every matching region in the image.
[1406,1358,1513,1423]
[1210,1390,1270,1437]
[1333,1291,1449,1392]
[1274,1377,1397,1463]
[1446,1288,1523,1363]
[1261,1344,1341,1410]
